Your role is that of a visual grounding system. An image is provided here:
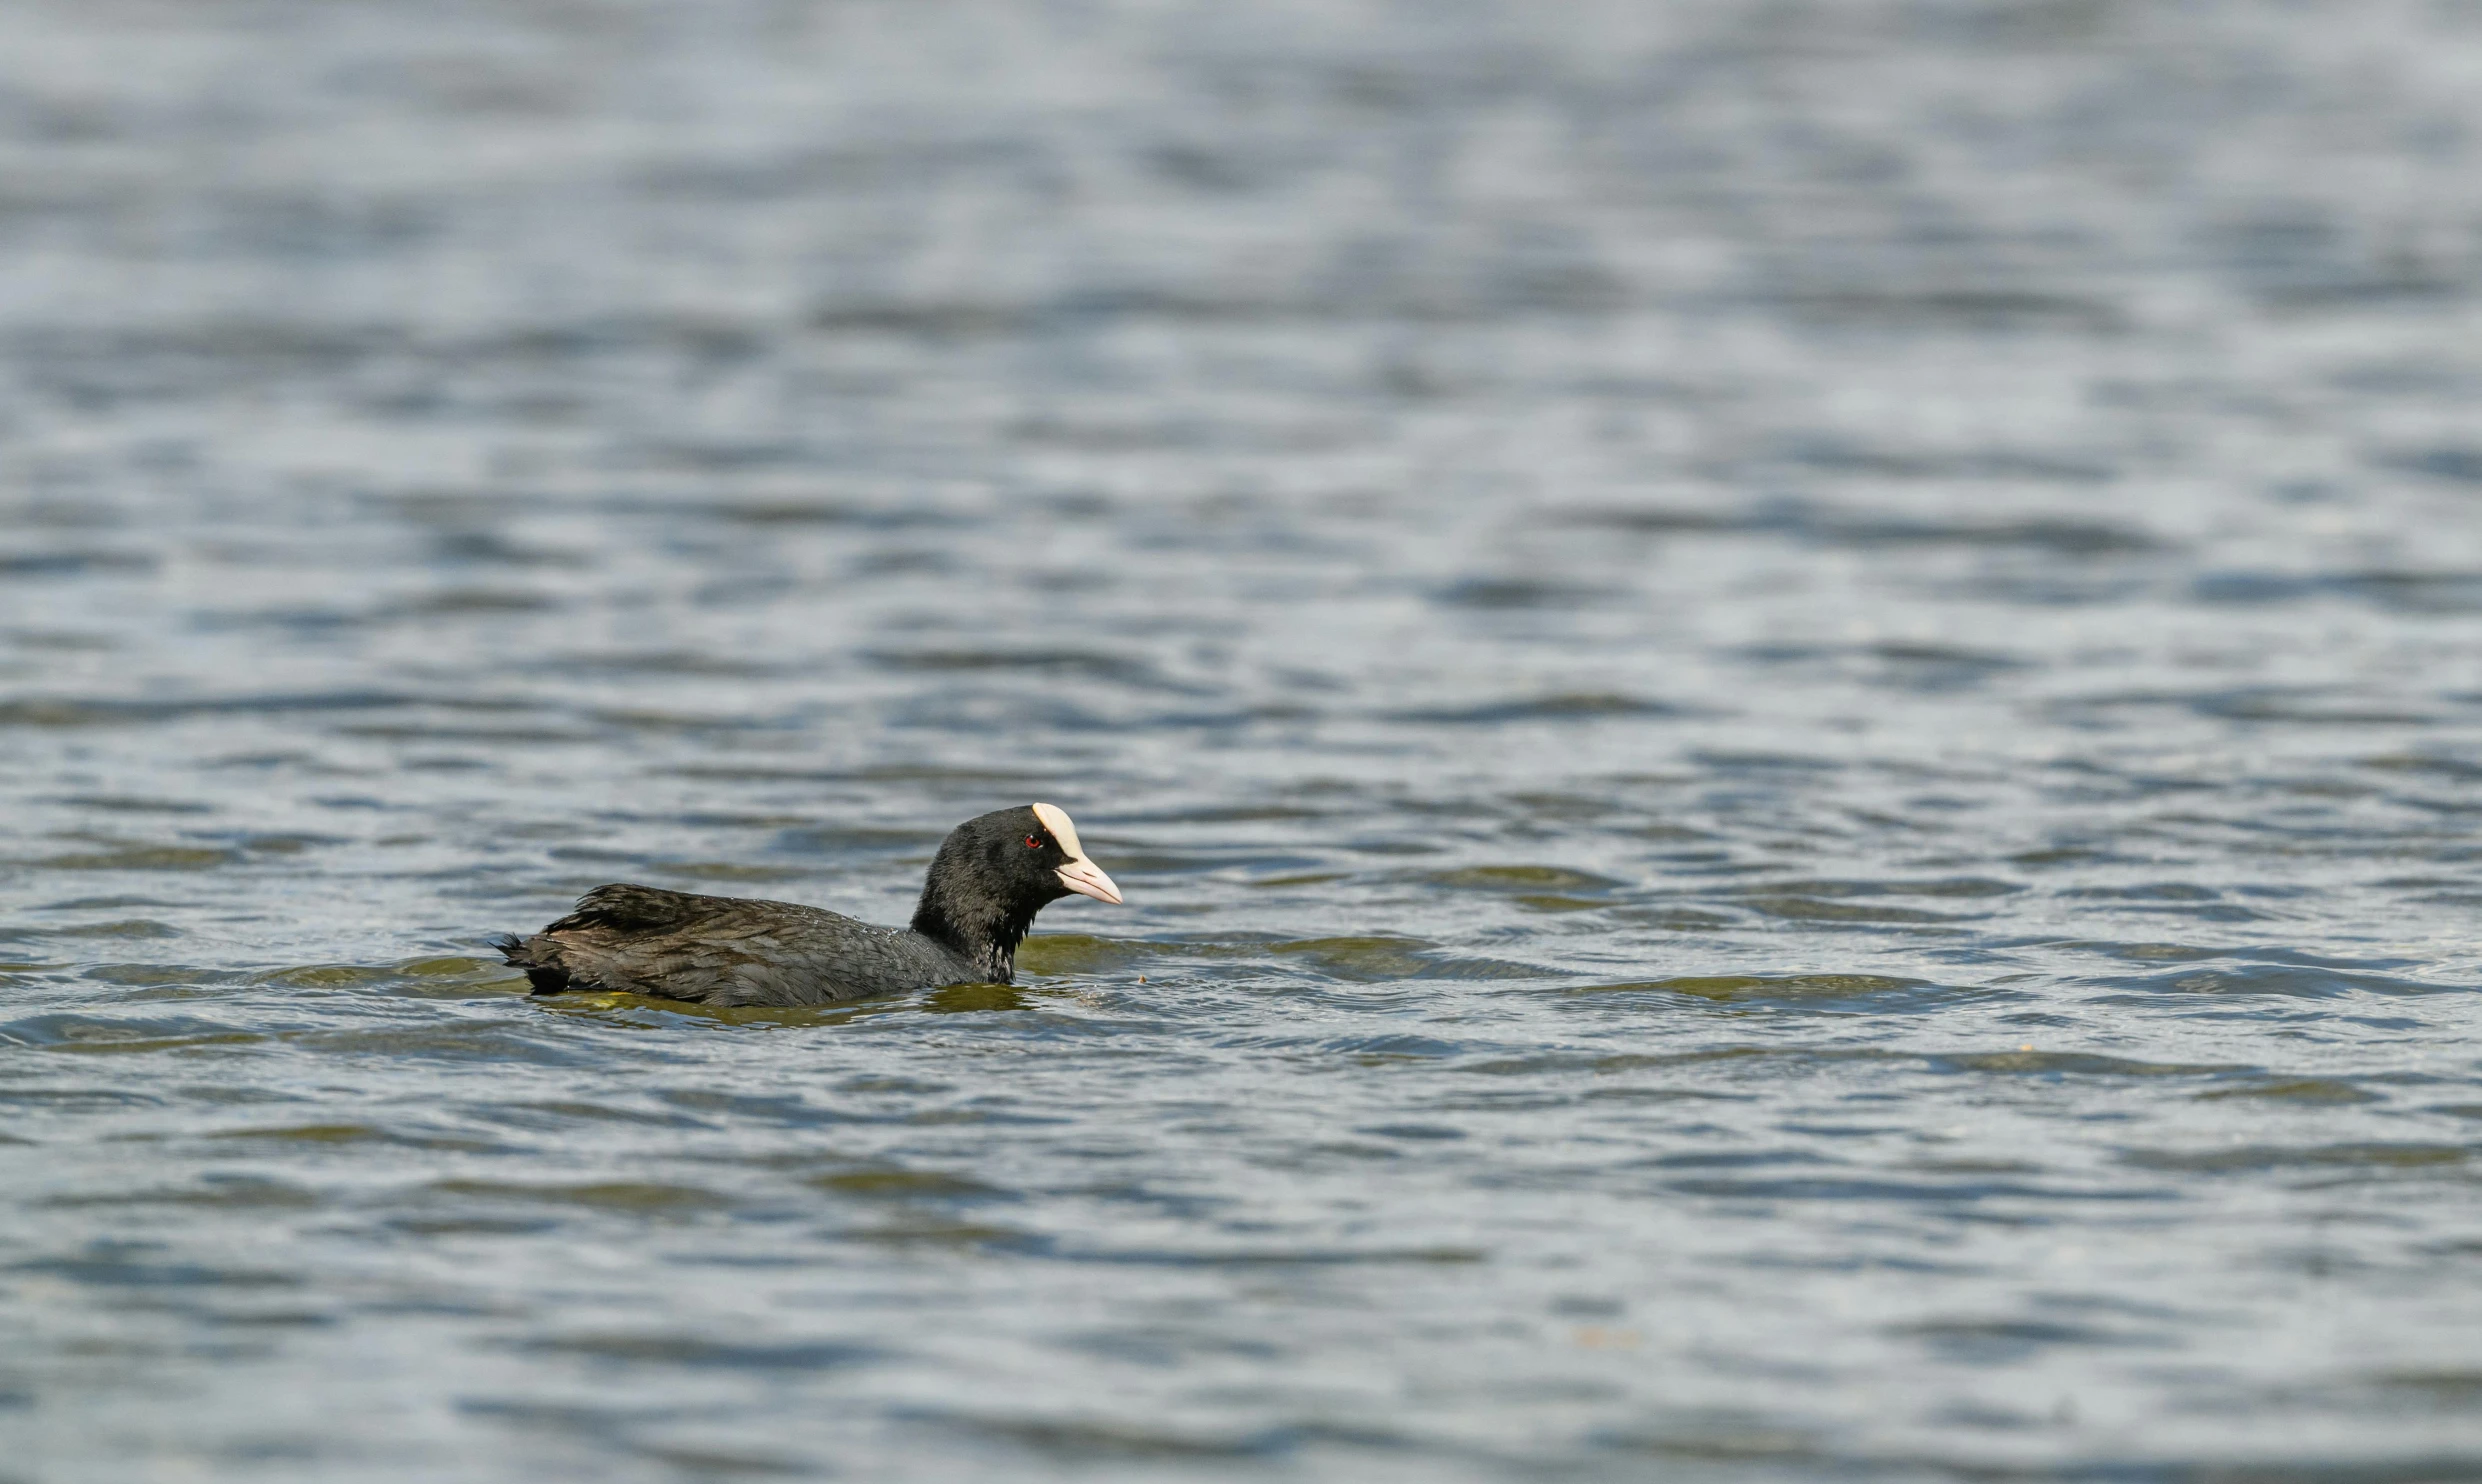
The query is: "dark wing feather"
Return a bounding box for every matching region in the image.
[497,885,934,1006]
[543,883,725,934]
[499,885,760,997]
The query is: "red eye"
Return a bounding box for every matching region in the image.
[1025,835,1042,849]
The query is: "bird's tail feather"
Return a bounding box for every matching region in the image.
[491,932,572,995]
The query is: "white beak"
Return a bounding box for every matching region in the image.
[1055,856,1123,905]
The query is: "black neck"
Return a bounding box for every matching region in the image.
[909,890,1038,984]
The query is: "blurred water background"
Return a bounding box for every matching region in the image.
[5,1,2482,1479]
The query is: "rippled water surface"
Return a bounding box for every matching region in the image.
[7,1,2482,1479]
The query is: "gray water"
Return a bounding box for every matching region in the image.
[5,1,2482,1479]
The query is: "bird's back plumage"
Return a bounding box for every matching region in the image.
[497,884,972,1007]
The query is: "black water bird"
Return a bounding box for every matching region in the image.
[495,803,1123,1007]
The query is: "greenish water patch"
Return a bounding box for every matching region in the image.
[922,982,1028,1013]
[2197,1079,2379,1104]
[1424,865,1624,894]
[255,964,405,990]
[1270,936,1435,979]
[809,1168,1006,1199]
[34,846,237,871]
[1260,935,1551,981]
[36,919,183,939]
[1513,894,1610,912]
[1739,896,1967,925]
[1570,974,1930,1001]
[208,1123,504,1152]
[2120,1143,2471,1174]
[1,1013,264,1054]
[515,1332,878,1371]
[838,1220,1034,1249]
[42,1178,319,1210]
[1016,934,1157,975]
[939,1414,1284,1461]
[1751,877,2022,899]
[424,1179,734,1212]
[2371,1370,2482,1403]
[1939,1051,2247,1078]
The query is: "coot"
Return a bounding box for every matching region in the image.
[495,803,1123,1007]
